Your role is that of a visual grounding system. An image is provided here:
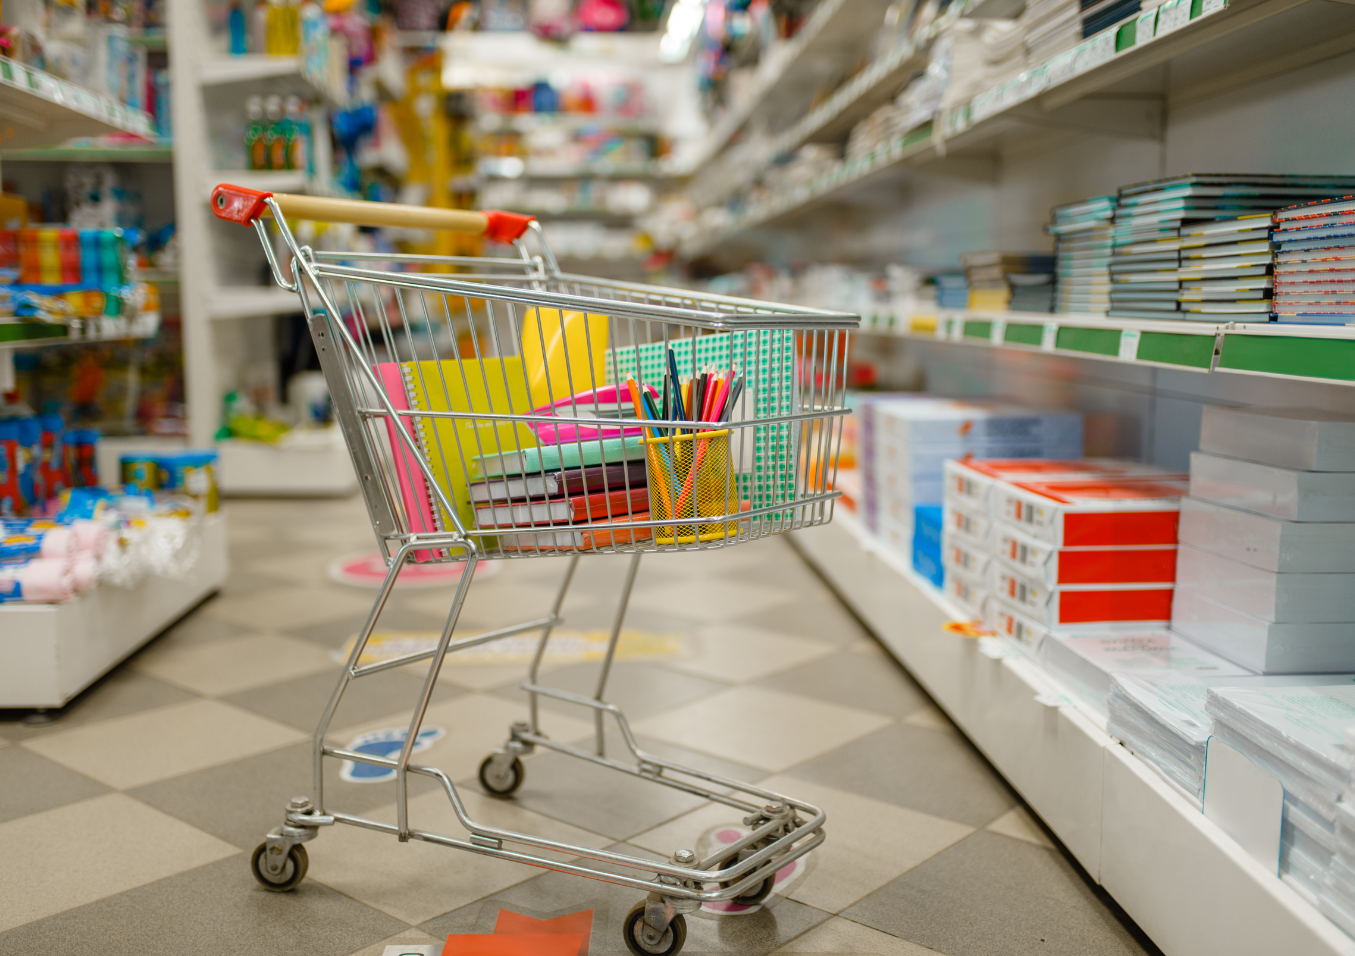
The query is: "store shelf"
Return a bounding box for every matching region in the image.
[477,113,661,134]
[860,308,1355,386]
[217,430,357,497]
[198,54,346,106]
[789,513,1354,956]
[677,0,897,176]
[685,0,1355,257]
[127,29,168,51]
[206,286,303,321]
[0,318,161,349]
[0,513,227,709]
[0,56,154,150]
[0,140,171,162]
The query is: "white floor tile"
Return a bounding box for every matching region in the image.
[985,806,1053,848]
[22,699,307,790]
[134,632,338,696]
[239,547,350,586]
[628,577,796,624]
[204,585,375,631]
[632,686,893,773]
[0,793,238,932]
[668,623,835,683]
[772,916,943,954]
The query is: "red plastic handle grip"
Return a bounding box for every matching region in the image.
[212,184,273,225]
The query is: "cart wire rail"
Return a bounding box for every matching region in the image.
[212,184,857,956]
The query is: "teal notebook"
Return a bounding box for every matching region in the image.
[471,435,646,479]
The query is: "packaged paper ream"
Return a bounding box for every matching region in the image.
[1176,544,1355,623]
[1040,629,1248,708]
[1189,451,1355,522]
[943,497,990,547]
[986,598,1048,651]
[990,563,1174,626]
[943,532,989,578]
[1199,405,1355,472]
[1178,496,1355,573]
[943,565,987,619]
[944,457,1167,511]
[996,476,1188,546]
[1172,588,1355,674]
[992,522,1177,585]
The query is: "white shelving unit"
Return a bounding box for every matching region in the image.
[0,515,228,709]
[791,514,1353,956]
[0,55,155,149]
[168,2,352,495]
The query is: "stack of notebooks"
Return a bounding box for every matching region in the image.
[1207,684,1355,909]
[1020,0,1084,62]
[1175,215,1275,321]
[1272,196,1355,324]
[1109,174,1355,320]
[1049,195,1116,315]
[1171,405,1355,674]
[939,456,1180,626]
[934,273,969,310]
[1329,749,1355,937]
[960,252,1056,311]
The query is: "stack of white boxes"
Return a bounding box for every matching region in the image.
[1172,405,1355,674]
[860,397,1082,566]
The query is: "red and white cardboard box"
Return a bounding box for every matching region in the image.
[943,533,990,579]
[943,565,988,620]
[944,457,1170,511]
[991,522,1178,586]
[995,476,1188,547]
[986,598,1050,651]
[943,497,991,548]
[990,563,1175,626]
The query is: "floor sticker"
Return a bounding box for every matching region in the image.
[328,551,501,588]
[692,821,813,916]
[340,726,445,782]
[332,629,687,668]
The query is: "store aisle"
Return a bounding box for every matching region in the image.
[0,499,1156,956]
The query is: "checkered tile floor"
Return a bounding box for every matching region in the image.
[0,498,1159,956]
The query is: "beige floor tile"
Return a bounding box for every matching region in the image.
[632,686,893,773]
[0,793,238,932]
[431,657,569,693]
[759,775,973,913]
[628,577,796,624]
[239,547,351,586]
[772,916,943,954]
[903,706,956,733]
[985,806,1053,848]
[406,581,593,630]
[22,699,307,790]
[204,585,376,631]
[345,931,439,956]
[307,786,611,925]
[668,623,835,684]
[329,693,594,786]
[134,632,338,696]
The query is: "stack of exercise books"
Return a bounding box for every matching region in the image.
[1272,196,1355,324]
[960,252,1056,311]
[1049,196,1116,315]
[934,273,969,310]
[1176,215,1275,321]
[1109,175,1355,320]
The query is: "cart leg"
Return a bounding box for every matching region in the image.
[395,551,480,840]
[594,552,643,757]
[526,555,580,734]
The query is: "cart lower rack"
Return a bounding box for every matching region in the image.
[212,184,857,956]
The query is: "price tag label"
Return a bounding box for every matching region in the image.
[978,637,1021,660]
[990,318,1007,345]
[1041,322,1059,351]
[1118,328,1141,360]
[1035,693,1076,709]
[934,316,950,340]
[950,317,966,342]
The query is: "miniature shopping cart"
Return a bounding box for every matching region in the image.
[212,185,857,956]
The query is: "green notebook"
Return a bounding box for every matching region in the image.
[470,435,646,480]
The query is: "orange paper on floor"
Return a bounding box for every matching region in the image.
[441,933,585,956]
[495,909,592,956]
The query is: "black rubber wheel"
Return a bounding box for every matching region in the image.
[623,902,686,956]
[250,841,308,892]
[724,872,775,906]
[478,754,524,797]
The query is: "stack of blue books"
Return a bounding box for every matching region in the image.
[1272,196,1355,324]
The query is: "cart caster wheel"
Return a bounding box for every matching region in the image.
[723,872,775,907]
[623,903,686,956]
[478,754,524,797]
[251,842,308,892]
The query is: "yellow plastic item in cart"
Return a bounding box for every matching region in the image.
[520,309,609,408]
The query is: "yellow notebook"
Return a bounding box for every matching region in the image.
[401,357,538,535]
[520,309,609,408]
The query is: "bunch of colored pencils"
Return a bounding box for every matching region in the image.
[624,347,744,438]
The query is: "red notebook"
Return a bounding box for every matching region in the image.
[474,486,649,528]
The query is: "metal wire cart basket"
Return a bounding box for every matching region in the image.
[212,184,858,956]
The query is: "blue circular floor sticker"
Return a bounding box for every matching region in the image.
[340,727,446,783]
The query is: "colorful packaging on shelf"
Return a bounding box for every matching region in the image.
[1178,496,1355,574]
[1188,450,1355,523]
[991,523,1178,586]
[911,503,944,586]
[0,557,75,603]
[0,526,77,563]
[1176,544,1355,624]
[39,415,68,500]
[986,599,1049,651]
[155,450,220,513]
[990,563,1175,626]
[944,457,1168,511]
[0,422,20,516]
[943,565,988,619]
[943,532,990,579]
[121,454,159,489]
[16,418,44,509]
[943,496,991,547]
[66,430,100,488]
[995,476,1189,547]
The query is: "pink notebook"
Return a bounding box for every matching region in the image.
[375,362,440,559]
